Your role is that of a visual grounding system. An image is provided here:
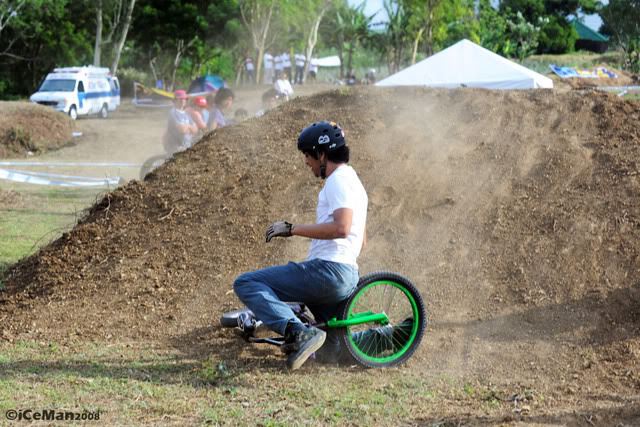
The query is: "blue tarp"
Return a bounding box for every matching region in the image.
[188,75,227,95]
[550,64,617,79]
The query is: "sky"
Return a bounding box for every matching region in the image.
[347,0,606,32]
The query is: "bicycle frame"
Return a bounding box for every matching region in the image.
[237,309,391,348]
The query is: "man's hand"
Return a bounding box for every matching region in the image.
[266,221,293,242]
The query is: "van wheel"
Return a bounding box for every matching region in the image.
[68,106,78,120]
[100,104,108,119]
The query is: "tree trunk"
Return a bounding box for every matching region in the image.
[424,3,436,57]
[240,0,275,86]
[110,0,136,76]
[303,0,330,83]
[94,0,103,66]
[347,42,354,74]
[411,27,424,65]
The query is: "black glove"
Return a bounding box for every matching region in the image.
[266,221,293,242]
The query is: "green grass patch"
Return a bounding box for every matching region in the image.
[522,51,625,75]
[0,185,101,265]
[623,92,640,101]
[0,340,540,425]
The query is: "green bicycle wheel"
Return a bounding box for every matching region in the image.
[338,272,427,368]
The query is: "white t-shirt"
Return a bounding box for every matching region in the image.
[295,53,306,67]
[263,53,273,69]
[310,58,318,73]
[274,78,293,96]
[307,165,368,269]
[282,53,291,68]
[274,55,283,71]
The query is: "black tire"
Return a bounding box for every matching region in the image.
[139,154,168,181]
[68,105,78,120]
[338,272,427,368]
[100,103,108,119]
[220,308,254,328]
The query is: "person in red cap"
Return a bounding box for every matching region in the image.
[163,89,198,154]
[186,95,209,136]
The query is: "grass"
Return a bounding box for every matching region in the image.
[0,340,542,425]
[0,184,102,265]
[521,50,625,75]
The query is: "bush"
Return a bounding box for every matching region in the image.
[116,67,151,98]
[538,16,578,54]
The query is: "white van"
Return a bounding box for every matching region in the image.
[30,66,120,120]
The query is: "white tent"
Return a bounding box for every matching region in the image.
[316,56,341,67]
[376,39,553,89]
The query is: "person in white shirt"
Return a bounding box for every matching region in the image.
[274,53,284,84]
[244,54,255,85]
[282,51,292,82]
[263,50,274,85]
[234,121,368,370]
[294,52,306,84]
[309,55,319,83]
[274,71,294,101]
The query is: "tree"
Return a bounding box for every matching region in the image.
[0,0,48,59]
[338,1,375,73]
[404,0,442,63]
[599,0,640,71]
[383,0,409,73]
[110,0,135,75]
[505,11,548,59]
[431,0,478,52]
[500,0,603,54]
[239,0,277,85]
[298,0,334,82]
[131,0,237,89]
[0,0,95,95]
[476,0,508,53]
[92,0,136,74]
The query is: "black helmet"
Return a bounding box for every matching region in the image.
[297,121,345,154]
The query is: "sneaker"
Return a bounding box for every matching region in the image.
[392,317,414,347]
[351,317,415,356]
[284,326,326,370]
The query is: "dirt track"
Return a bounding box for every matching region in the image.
[2,84,640,424]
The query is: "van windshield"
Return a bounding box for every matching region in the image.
[39,79,76,92]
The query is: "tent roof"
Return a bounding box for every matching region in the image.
[571,19,609,42]
[376,39,553,89]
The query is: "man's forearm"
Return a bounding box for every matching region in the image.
[291,222,349,240]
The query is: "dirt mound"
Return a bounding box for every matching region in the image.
[0,101,74,157]
[1,86,640,408]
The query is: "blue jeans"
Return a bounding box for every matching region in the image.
[233,259,359,336]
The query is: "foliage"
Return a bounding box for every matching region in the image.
[0,0,95,96]
[432,0,478,52]
[476,0,508,53]
[599,0,640,72]
[538,15,578,54]
[500,0,600,54]
[116,66,150,97]
[0,0,636,100]
[505,12,548,59]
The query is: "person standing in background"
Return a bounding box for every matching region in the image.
[309,55,319,84]
[294,52,306,85]
[244,53,256,85]
[263,50,274,85]
[282,50,292,83]
[274,52,284,85]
